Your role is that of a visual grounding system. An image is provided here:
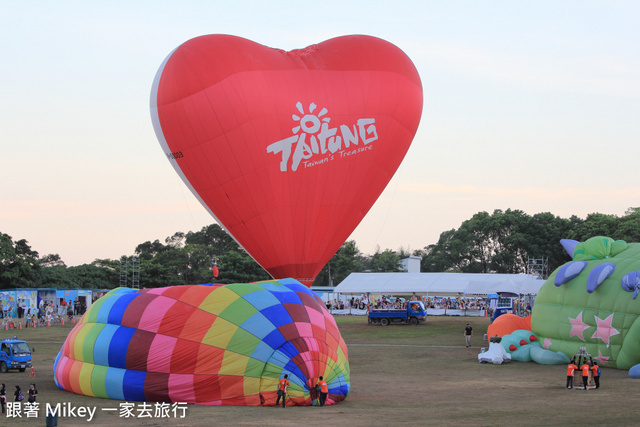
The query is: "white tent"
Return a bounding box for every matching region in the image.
[333,272,545,296]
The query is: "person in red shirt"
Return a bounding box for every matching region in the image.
[566,359,578,389]
[275,374,289,408]
[580,362,590,390]
[591,362,600,389]
[316,376,329,407]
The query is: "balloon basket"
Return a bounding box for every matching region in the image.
[572,371,595,390]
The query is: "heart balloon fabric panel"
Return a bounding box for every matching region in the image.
[151,34,423,286]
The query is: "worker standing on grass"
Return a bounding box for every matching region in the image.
[591,362,600,389]
[316,376,329,407]
[275,374,289,408]
[580,361,590,390]
[566,359,578,389]
[464,324,473,347]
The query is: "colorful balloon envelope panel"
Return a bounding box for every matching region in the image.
[150,34,423,286]
[54,279,350,406]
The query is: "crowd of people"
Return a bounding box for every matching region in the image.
[422,297,487,311]
[324,295,493,312]
[325,297,369,311]
[2,298,87,320]
[321,295,538,320]
[1,299,87,329]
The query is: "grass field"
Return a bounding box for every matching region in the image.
[2,316,637,426]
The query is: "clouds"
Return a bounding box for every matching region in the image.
[1,1,639,266]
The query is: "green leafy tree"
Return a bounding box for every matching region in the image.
[185,224,240,254]
[134,240,166,261]
[66,262,118,289]
[524,212,574,273]
[135,245,189,287]
[214,250,271,284]
[5,208,640,291]
[134,225,269,288]
[313,240,365,286]
[614,208,640,243]
[37,265,76,288]
[165,231,186,248]
[421,209,577,275]
[39,253,66,268]
[567,212,620,242]
[486,209,534,273]
[418,229,467,272]
[367,247,402,272]
[0,233,39,288]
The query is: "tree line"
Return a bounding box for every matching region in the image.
[1,207,638,290]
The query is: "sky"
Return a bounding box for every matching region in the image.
[1,1,639,266]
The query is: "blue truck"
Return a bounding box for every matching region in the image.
[0,338,32,373]
[368,301,427,326]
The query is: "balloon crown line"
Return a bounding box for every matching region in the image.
[272,45,318,58]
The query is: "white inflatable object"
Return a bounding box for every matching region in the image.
[478,342,512,364]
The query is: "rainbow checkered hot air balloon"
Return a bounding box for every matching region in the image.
[54,279,350,406]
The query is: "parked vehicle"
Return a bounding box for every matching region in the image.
[489,295,514,321]
[0,339,32,373]
[368,301,427,326]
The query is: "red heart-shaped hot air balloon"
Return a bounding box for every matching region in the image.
[151,34,423,286]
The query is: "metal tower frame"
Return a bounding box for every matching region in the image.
[131,257,140,289]
[119,259,129,287]
[527,257,549,279]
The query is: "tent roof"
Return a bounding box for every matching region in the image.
[333,272,545,296]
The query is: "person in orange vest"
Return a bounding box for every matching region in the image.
[566,358,578,389]
[580,361,591,390]
[316,376,329,407]
[590,362,600,389]
[275,374,289,408]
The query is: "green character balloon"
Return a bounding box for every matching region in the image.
[531,236,640,369]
